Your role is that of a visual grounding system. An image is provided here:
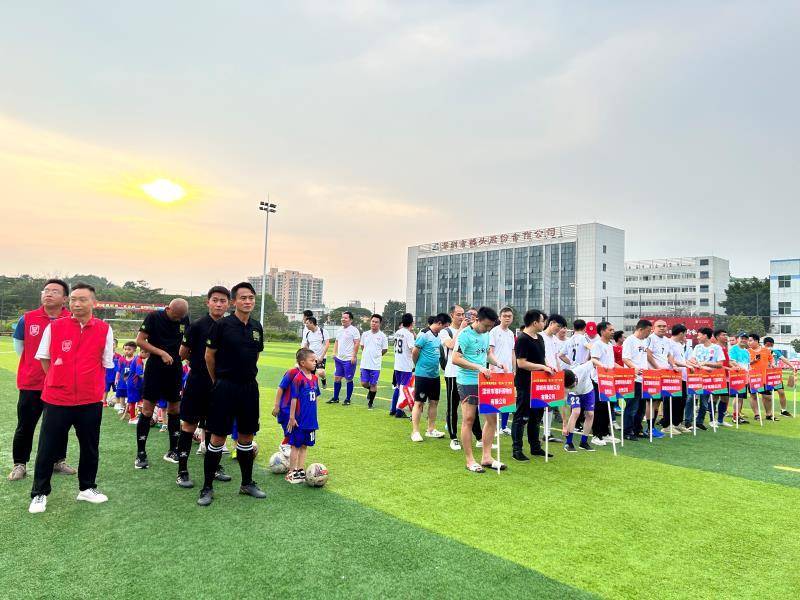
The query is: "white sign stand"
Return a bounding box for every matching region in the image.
[607,401,617,456]
[544,407,550,463]
[692,395,698,436]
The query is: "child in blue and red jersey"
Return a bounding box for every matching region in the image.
[124,350,148,423]
[105,338,122,406]
[114,342,137,413]
[273,363,301,458]
[287,348,320,484]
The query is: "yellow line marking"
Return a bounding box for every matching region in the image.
[774,465,800,473]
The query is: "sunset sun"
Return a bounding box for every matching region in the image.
[141,178,186,203]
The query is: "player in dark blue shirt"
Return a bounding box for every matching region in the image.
[272,366,300,458]
[287,349,320,484]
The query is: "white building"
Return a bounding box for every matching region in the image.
[406,222,624,324]
[623,256,730,332]
[248,268,324,318]
[770,258,799,344]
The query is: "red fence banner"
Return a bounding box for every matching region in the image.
[478,373,516,414]
[530,371,566,408]
[642,370,663,400]
[660,371,683,398]
[766,368,784,391]
[703,369,729,395]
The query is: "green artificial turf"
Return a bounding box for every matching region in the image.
[1,339,799,599]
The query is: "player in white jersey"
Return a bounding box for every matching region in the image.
[359,314,389,409]
[621,319,653,441]
[643,319,673,439]
[328,311,361,406]
[542,314,568,442]
[559,319,592,367]
[556,328,571,370]
[589,320,617,445]
[489,307,516,435]
[300,309,314,347]
[664,324,691,433]
[390,313,416,418]
[302,316,329,389]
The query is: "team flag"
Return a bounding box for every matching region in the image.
[613,368,636,400]
[398,376,415,412]
[748,371,765,394]
[642,370,663,400]
[765,368,784,392]
[660,371,683,398]
[596,366,616,401]
[687,370,706,396]
[704,369,728,395]
[728,370,748,395]
[530,371,566,408]
[478,373,516,414]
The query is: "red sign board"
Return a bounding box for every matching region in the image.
[641,316,715,343]
[478,373,516,414]
[530,371,566,408]
[613,368,636,399]
[703,369,728,395]
[728,370,748,394]
[596,367,616,401]
[642,370,663,400]
[766,368,784,391]
[660,371,683,398]
[687,371,706,395]
[749,371,765,393]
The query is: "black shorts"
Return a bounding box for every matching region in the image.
[180,374,213,425]
[142,362,182,404]
[414,376,440,403]
[206,379,260,436]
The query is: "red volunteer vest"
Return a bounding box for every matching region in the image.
[17,306,71,391]
[42,316,110,406]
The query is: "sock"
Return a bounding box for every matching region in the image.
[204,429,211,450]
[367,390,376,404]
[281,436,289,445]
[501,412,509,429]
[128,404,136,419]
[333,381,342,400]
[136,415,150,455]
[581,435,588,444]
[177,430,193,473]
[391,387,400,413]
[321,377,327,386]
[203,444,223,489]
[346,381,354,401]
[168,414,180,452]
[237,442,254,486]
[566,433,573,445]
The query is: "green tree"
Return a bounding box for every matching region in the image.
[328,306,372,326]
[727,315,766,337]
[720,277,770,327]
[381,300,407,332]
[790,339,800,354]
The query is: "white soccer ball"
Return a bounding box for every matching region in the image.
[268,452,289,474]
[305,463,329,487]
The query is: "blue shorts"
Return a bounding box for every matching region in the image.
[157,399,168,409]
[360,368,380,386]
[277,411,289,436]
[334,357,356,380]
[288,428,316,448]
[127,391,140,405]
[115,388,128,399]
[105,380,116,393]
[568,389,596,412]
[392,370,413,387]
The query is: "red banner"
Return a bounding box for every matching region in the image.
[660,371,683,398]
[728,370,748,394]
[642,370,663,400]
[596,366,616,401]
[703,369,728,395]
[614,368,636,399]
[478,373,516,414]
[766,368,784,391]
[687,371,705,395]
[530,371,566,408]
[749,371,765,393]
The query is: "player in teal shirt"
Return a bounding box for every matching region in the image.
[453,307,508,473]
[410,313,450,443]
[728,333,751,424]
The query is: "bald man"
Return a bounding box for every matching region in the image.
[134,299,190,470]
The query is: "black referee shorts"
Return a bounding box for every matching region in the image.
[142,362,183,404]
[180,374,213,425]
[206,379,260,437]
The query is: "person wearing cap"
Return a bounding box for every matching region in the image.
[28,282,115,514]
[763,337,795,418]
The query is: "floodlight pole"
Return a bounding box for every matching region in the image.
[259,198,278,324]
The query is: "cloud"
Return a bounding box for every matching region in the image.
[302,182,441,218]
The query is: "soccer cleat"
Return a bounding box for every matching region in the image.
[176,472,194,489]
[449,439,461,451]
[76,488,108,504]
[163,450,179,464]
[591,437,607,446]
[394,410,409,419]
[367,399,374,410]
[578,441,595,452]
[8,464,26,481]
[695,423,707,431]
[240,482,267,498]
[29,495,47,514]
[737,417,750,424]
[720,421,733,428]
[197,487,214,506]
[501,427,512,436]
[214,466,232,482]
[563,443,577,453]
[410,432,424,442]
[134,454,149,469]
[530,448,554,458]
[765,415,779,422]
[53,459,77,475]
[343,399,351,406]
[326,398,339,404]
[781,410,793,418]
[196,444,206,455]
[512,451,530,462]
[623,434,639,441]
[425,429,445,439]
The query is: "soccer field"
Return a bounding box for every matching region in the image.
[1,337,799,599]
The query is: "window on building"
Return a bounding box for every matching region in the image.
[781,325,792,334]
[602,244,607,254]
[602,281,606,290]
[699,271,709,279]
[601,299,607,308]
[602,263,607,272]
[699,298,709,306]
[778,302,792,315]
[699,259,709,266]
[699,285,709,292]
[778,275,791,288]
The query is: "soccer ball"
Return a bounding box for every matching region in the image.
[268,452,289,474]
[305,463,328,487]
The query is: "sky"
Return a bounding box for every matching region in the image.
[1,1,798,309]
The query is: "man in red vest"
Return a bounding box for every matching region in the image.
[28,282,115,514]
[9,279,76,481]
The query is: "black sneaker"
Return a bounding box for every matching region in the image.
[343,399,351,406]
[214,466,232,482]
[563,443,577,453]
[530,448,554,458]
[197,487,213,506]
[163,450,179,464]
[766,415,779,422]
[367,399,374,410]
[578,441,595,452]
[635,431,646,438]
[623,434,639,441]
[176,472,194,489]
[546,435,562,443]
[326,398,340,404]
[394,410,409,419]
[781,410,792,418]
[737,417,750,424]
[695,423,707,431]
[240,481,267,498]
[512,451,530,462]
[389,410,396,417]
[134,454,149,469]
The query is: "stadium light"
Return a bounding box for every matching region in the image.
[258,199,278,325]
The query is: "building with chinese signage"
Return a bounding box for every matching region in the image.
[406,222,624,324]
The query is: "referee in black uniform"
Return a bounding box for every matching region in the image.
[198,282,266,506]
[175,286,233,488]
[135,298,190,470]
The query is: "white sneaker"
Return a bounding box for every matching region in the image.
[501,427,512,436]
[411,432,423,442]
[720,421,733,428]
[196,444,206,455]
[613,422,622,430]
[279,443,291,457]
[28,495,47,513]
[425,429,445,439]
[476,440,499,450]
[128,418,139,425]
[449,439,461,451]
[591,437,607,446]
[76,488,108,504]
[605,435,620,443]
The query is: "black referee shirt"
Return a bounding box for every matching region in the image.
[182,313,217,377]
[206,313,264,383]
[140,309,189,363]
